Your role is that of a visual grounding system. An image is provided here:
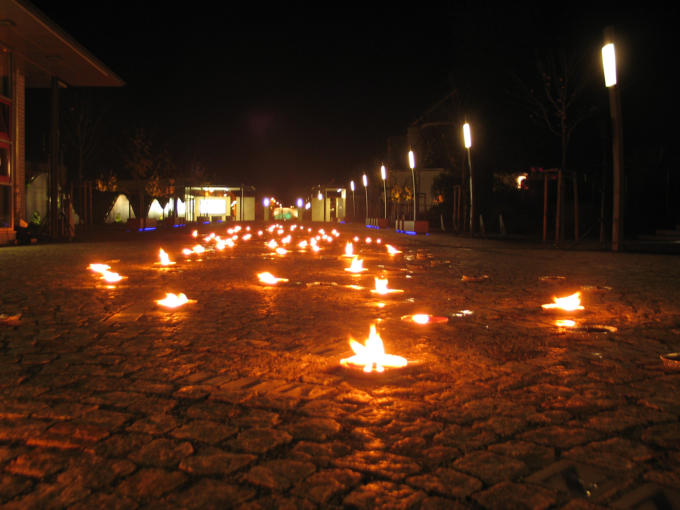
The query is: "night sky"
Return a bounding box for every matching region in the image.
[28,2,679,206]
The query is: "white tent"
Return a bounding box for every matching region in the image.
[105,194,135,223]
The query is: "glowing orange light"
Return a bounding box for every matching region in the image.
[555,319,576,328]
[101,270,124,283]
[275,247,288,255]
[542,292,584,312]
[192,244,205,254]
[371,277,404,295]
[345,256,367,273]
[385,244,401,255]
[158,248,175,266]
[401,314,449,324]
[257,272,289,285]
[156,292,194,308]
[191,230,198,238]
[343,242,354,258]
[340,324,408,373]
[88,263,111,274]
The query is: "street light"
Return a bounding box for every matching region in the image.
[380,164,387,219]
[602,32,624,252]
[463,122,475,233]
[362,173,368,221]
[408,150,416,221]
[350,180,356,220]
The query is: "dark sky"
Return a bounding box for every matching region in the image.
[28,2,679,203]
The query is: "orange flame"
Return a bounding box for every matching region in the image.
[257,272,289,285]
[345,256,366,273]
[344,242,354,257]
[156,292,193,308]
[88,263,111,274]
[371,277,404,295]
[340,324,408,373]
[385,244,402,255]
[542,292,584,311]
[158,248,175,266]
[101,270,124,283]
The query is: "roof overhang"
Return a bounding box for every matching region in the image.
[0,0,124,87]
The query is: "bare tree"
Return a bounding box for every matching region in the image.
[513,48,595,241]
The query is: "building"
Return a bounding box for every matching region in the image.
[0,0,124,243]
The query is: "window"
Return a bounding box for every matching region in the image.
[0,143,8,184]
[0,50,9,99]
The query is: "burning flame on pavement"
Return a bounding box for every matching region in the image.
[345,256,366,273]
[555,319,576,328]
[385,244,402,255]
[275,247,288,255]
[156,292,194,308]
[101,270,124,283]
[371,277,403,295]
[257,272,289,285]
[340,324,408,373]
[401,314,449,324]
[158,248,175,266]
[88,263,111,274]
[542,292,584,311]
[343,242,354,258]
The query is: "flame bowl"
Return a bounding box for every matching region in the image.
[660,352,680,370]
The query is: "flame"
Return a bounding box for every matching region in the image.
[385,244,401,255]
[242,233,252,241]
[192,244,205,254]
[401,314,449,324]
[275,247,288,255]
[101,270,124,283]
[156,292,192,308]
[191,230,198,238]
[298,240,308,249]
[345,256,366,273]
[340,324,407,373]
[555,319,576,328]
[257,272,289,285]
[267,239,278,249]
[182,248,193,256]
[371,277,403,295]
[88,263,111,274]
[158,248,175,266]
[344,242,354,257]
[542,292,584,311]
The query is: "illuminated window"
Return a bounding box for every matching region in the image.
[199,198,227,215]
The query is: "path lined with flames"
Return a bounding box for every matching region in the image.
[1,223,680,509]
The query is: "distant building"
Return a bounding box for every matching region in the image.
[0,0,124,243]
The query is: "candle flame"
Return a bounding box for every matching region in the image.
[340,324,408,373]
[542,292,584,311]
[158,248,175,266]
[371,277,403,295]
[345,256,366,273]
[156,292,192,308]
[257,272,289,285]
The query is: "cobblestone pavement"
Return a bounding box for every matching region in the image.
[1,223,680,509]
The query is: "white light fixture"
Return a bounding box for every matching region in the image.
[602,42,617,87]
[463,123,472,149]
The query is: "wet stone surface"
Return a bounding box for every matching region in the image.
[1,223,680,508]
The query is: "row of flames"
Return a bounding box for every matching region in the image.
[88,222,588,374]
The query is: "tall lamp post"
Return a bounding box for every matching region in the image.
[362,173,368,221]
[380,164,387,219]
[602,31,624,252]
[463,122,475,233]
[350,180,356,221]
[408,150,416,221]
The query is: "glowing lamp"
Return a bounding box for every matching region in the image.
[602,43,617,87]
[463,123,472,149]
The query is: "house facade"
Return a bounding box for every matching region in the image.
[0,0,123,243]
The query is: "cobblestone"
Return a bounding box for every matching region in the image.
[1,224,680,508]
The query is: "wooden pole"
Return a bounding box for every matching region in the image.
[555,169,562,244]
